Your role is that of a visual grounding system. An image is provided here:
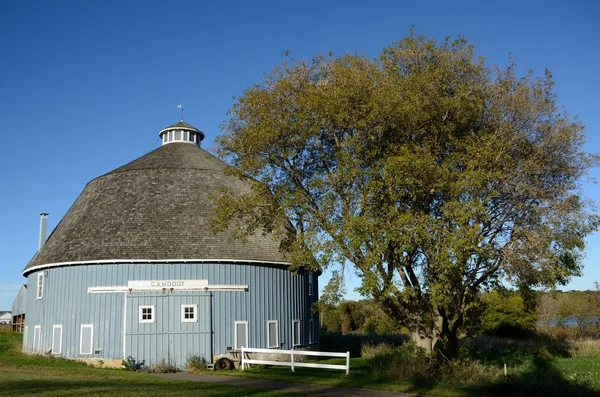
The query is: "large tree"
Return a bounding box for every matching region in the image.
[212,34,598,356]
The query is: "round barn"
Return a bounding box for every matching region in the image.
[21,120,319,368]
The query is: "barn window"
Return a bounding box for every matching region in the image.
[52,324,62,354]
[181,304,197,322]
[36,273,44,299]
[267,320,279,348]
[309,318,315,344]
[292,320,301,346]
[235,321,248,350]
[80,324,93,354]
[139,305,155,323]
[308,271,314,296]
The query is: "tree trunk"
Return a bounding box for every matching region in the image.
[444,329,459,359]
[410,331,438,353]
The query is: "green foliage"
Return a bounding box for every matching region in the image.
[557,289,600,334]
[122,355,145,371]
[319,298,404,335]
[185,355,208,372]
[363,341,435,382]
[320,331,408,357]
[213,31,598,355]
[465,289,537,338]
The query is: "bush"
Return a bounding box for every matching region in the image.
[363,341,435,382]
[122,356,145,371]
[363,340,506,386]
[320,332,408,357]
[186,355,208,372]
[150,358,178,373]
[386,342,434,383]
[361,342,396,373]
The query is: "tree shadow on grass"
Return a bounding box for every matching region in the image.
[400,354,599,397]
[1,377,309,397]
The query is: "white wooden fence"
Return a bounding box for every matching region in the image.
[240,346,351,375]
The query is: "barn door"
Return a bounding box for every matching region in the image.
[125,292,212,368]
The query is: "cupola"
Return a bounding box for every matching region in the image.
[158,121,205,146]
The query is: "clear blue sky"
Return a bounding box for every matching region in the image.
[1,0,599,309]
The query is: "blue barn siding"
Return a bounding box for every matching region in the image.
[23,262,316,367]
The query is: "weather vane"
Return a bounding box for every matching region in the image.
[177,103,184,121]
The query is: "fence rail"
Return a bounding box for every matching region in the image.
[240,346,350,375]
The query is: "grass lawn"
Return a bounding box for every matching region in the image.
[3,329,600,397]
[0,331,306,397]
[221,346,600,397]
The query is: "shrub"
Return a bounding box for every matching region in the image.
[122,356,145,371]
[361,342,396,373]
[386,342,434,383]
[321,332,408,357]
[151,358,178,373]
[186,355,208,372]
[363,341,435,382]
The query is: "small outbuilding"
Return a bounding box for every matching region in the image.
[12,284,27,332]
[0,311,11,325]
[21,120,319,367]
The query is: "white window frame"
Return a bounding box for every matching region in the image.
[52,324,62,354]
[181,304,197,323]
[33,325,41,353]
[80,324,93,355]
[267,320,279,348]
[23,326,28,350]
[36,272,44,299]
[139,305,155,323]
[234,320,248,350]
[309,318,315,344]
[292,320,301,346]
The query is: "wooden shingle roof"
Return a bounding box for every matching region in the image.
[23,142,289,275]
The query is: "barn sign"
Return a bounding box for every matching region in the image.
[128,279,208,289]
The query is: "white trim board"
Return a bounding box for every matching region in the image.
[24,258,292,275]
[88,284,248,293]
[33,325,41,353]
[80,324,93,355]
[52,325,62,354]
[234,321,249,350]
[267,320,279,348]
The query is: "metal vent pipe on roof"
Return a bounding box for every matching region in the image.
[39,212,49,250]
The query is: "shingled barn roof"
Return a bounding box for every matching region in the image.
[23,141,289,275]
